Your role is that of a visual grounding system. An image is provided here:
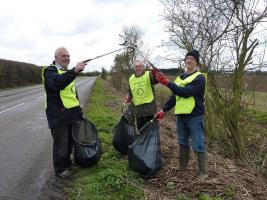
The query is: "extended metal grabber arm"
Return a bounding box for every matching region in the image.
[118,35,161,72]
[82,42,135,63]
[129,44,161,72]
[82,38,161,72]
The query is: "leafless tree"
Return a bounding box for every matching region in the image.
[160,0,267,157]
[110,25,143,91]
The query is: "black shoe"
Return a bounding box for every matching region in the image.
[68,163,78,171]
[140,173,155,180]
[55,169,73,178]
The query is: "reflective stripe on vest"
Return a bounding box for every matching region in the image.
[174,72,202,114]
[129,71,154,106]
[42,66,80,109]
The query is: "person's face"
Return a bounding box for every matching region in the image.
[185,56,197,72]
[55,48,70,69]
[134,62,144,76]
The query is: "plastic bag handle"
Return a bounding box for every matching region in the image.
[139,118,156,133]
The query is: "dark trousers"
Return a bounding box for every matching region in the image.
[136,115,154,131]
[51,124,74,173]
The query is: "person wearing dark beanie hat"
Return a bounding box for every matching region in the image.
[185,50,200,65]
[154,49,208,181]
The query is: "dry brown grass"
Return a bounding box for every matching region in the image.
[144,113,267,200]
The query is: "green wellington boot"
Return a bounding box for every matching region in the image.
[179,146,190,170]
[197,152,208,181]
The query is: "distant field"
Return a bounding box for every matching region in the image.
[167,73,267,110]
[249,91,267,111]
[156,76,267,113]
[168,74,267,92]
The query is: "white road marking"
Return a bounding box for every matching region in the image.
[0,103,25,114]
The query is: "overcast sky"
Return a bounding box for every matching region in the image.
[0,0,176,72]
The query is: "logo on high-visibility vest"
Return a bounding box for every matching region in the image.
[137,88,144,95]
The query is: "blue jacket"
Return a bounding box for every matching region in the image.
[162,71,206,116]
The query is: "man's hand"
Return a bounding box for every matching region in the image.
[124,95,132,103]
[156,72,170,86]
[74,62,87,74]
[154,110,165,120]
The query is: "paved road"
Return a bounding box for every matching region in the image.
[0,77,97,200]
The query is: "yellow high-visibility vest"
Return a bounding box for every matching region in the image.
[129,71,154,106]
[42,66,80,109]
[174,72,202,114]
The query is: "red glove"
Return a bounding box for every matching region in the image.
[156,72,170,86]
[154,110,165,120]
[124,95,132,103]
[151,68,158,78]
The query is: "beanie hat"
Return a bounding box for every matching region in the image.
[185,50,200,65]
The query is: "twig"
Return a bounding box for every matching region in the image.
[75,188,82,200]
[120,177,151,198]
[144,188,147,200]
[120,177,143,190]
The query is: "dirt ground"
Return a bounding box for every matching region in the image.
[142,113,267,200]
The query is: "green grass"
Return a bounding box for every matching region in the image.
[247,110,267,124]
[250,91,267,112]
[67,78,145,200]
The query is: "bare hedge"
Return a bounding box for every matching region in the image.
[0,59,41,89]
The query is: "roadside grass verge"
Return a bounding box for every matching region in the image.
[65,78,266,199]
[67,78,144,200]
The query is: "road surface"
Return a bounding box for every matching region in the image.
[0,77,97,200]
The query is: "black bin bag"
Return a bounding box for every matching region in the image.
[72,118,102,167]
[128,120,163,176]
[112,104,136,155]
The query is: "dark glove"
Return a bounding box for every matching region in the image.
[151,68,158,78]
[156,72,170,86]
[124,95,132,103]
[154,110,165,120]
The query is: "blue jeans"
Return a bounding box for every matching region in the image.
[176,115,206,153]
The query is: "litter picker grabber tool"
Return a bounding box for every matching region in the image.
[82,44,135,63]
[138,117,157,134]
[118,35,161,72]
[131,45,161,72]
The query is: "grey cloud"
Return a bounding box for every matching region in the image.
[94,0,134,6]
[0,16,36,49]
[41,17,106,37]
[1,38,35,49]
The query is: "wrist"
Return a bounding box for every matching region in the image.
[165,81,170,86]
[73,67,79,75]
